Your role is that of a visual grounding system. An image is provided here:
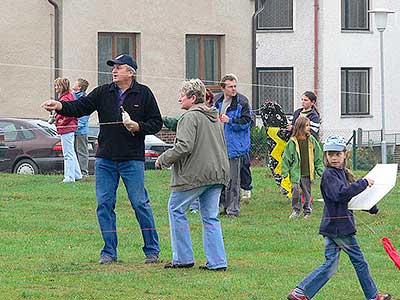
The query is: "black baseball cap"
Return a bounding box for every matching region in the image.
[107,54,137,70]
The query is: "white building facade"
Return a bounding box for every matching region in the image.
[255,0,400,142]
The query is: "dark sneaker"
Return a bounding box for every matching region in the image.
[365,205,380,215]
[164,262,194,269]
[287,289,308,300]
[303,213,311,220]
[99,255,117,264]
[144,254,160,264]
[376,293,391,300]
[199,265,227,271]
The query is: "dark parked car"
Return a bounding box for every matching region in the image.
[0,118,96,175]
[0,129,7,162]
[88,126,173,169]
[144,135,173,169]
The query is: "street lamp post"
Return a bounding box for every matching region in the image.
[368,8,394,164]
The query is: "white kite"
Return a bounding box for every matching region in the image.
[348,164,398,210]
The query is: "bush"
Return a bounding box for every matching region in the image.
[353,146,379,170]
[250,126,268,166]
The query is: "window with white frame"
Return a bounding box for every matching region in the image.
[341,0,369,31]
[256,0,293,30]
[257,68,294,114]
[98,33,137,85]
[341,68,370,115]
[186,35,221,88]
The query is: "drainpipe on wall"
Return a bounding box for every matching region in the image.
[252,0,267,107]
[314,0,319,94]
[48,0,60,99]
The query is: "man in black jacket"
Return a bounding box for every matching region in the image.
[42,54,162,264]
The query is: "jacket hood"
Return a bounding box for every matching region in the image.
[188,104,219,122]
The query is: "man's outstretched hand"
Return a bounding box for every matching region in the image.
[41,100,62,111]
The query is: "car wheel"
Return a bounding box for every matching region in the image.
[13,159,39,175]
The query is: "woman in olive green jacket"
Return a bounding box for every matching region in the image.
[156,79,229,271]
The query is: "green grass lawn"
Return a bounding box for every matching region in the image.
[0,168,398,299]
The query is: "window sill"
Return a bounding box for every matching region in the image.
[205,85,221,92]
[256,29,294,33]
[341,30,373,34]
[341,115,373,118]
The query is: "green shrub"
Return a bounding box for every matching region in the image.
[250,126,268,165]
[353,146,379,170]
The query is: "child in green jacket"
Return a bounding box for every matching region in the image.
[282,116,324,219]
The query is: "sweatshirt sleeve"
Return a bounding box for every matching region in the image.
[312,137,324,176]
[158,113,195,168]
[308,109,321,139]
[228,97,251,131]
[58,87,99,117]
[321,169,368,203]
[281,141,293,178]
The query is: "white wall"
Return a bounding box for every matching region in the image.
[256,0,400,138]
[378,0,400,134]
[319,0,400,137]
[256,0,315,110]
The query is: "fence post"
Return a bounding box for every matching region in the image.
[352,130,357,171]
[357,128,362,148]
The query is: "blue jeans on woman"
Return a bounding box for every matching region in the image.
[297,235,378,300]
[60,132,82,182]
[95,158,160,259]
[168,184,227,269]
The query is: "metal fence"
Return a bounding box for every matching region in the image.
[249,126,400,171]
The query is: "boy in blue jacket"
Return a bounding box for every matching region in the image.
[73,78,90,176]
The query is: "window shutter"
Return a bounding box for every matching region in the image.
[186,37,199,80]
[98,34,113,85]
[341,68,369,115]
[257,68,294,114]
[257,0,293,30]
[342,0,368,30]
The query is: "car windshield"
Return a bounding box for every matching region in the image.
[28,120,58,137]
[145,135,165,144]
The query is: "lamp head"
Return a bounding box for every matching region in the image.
[369,8,395,32]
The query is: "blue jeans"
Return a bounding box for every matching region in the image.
[61,132,82,182]
[95,158,160,259]
[168,184,227,269]
[189,199,199,211]
[298,235,378,300]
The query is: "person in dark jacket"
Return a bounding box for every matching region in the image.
[214,74,251,217]
[289,91,321,140]
[287,135,391,300]
[42,54,162,265]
